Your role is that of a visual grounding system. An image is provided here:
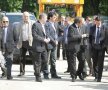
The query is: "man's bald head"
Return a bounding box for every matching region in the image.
[2,16,9,27]
[2,16,9,22]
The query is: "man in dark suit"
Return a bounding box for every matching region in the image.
[85,16,93,76]
[67,17,82,82]
[45,11,61,79]
[57,15,66,60]
[89,16,107,82]
[76,18,89,80]
[69,17,88,81]
[32,13,50,82]
[0,16,17,80]
[63,16,72,73]
[0,16,7,78]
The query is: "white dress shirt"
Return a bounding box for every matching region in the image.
[3,27,8,43]
[41,23,46,36]
[22,23,29,41]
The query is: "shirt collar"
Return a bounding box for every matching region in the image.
[96,24,101,28]
[75,24,78,28]
[50,21,54,25]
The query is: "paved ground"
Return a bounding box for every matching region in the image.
[0,54,108,90]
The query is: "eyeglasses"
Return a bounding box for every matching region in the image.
[3,21,9,23]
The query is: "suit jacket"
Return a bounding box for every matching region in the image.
[0,27,2,51]
[67,23,82,52]
[0,25,17,53]
[16,20,34,49]
[32,21,48,52]
[58,21,65,36]
[45,21,58,50]
[89,24,106,50]
[80,24,88,46]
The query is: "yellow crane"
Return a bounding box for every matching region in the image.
[38,0,84,17]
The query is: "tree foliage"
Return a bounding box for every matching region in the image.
[0,0,108,17]
[83,0,108,17]
[0,0,23,12]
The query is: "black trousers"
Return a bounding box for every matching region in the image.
[92,47,105,80]
[19,41,32,74]
[65,44,70,71]
[4,52,13,78]
[32,50,48,77]
[77,45,86,75]
[68,49,77,78]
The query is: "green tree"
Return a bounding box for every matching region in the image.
[99,0,108,15]
[21,0,38,17]
[83,0,108,17]
[0,0,22,12]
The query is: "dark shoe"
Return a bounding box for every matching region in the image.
[44,75,49,79]
[64,71,70,73]
[78,74,84,80]
[36,77,42,82]
[97,79,101,82]
[18,72,25,76]
[83,73,88,78]
[63,57,67,60]
[52,75,61,79]
[1,73,6,78]
[7,76,13,80]
[72,78,75,82]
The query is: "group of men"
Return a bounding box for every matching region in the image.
[0,11,108,82]
[0,11,62,82]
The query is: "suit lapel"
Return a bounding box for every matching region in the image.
[38,21,46,36]
[93,25,96,37]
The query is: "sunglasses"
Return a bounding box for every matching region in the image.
[3,21,9,23]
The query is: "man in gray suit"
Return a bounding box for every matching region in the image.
[85,16,93,76]
[32,13,50,82]
[17,11,34,76]
[57,15,66,60]
[0,16,17,80]
[45,12,61,79]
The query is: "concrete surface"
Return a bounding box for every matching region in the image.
[0,53,108,90]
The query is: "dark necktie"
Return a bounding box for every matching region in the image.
[96,27,100,44]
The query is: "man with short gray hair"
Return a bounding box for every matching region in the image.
[17,11,34,76]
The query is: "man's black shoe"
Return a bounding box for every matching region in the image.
[17,72,25,76]
[36,77,42,82]
[1,73,6,78]
[52,75,61,79]
[64,71,70,73]
[83,73,88,78]
[72,78,75,82]
[7,76,13,80]
[44,75,49,79]
[63,57,67,60]
[97,79,101,82]
[78,74,84,80]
